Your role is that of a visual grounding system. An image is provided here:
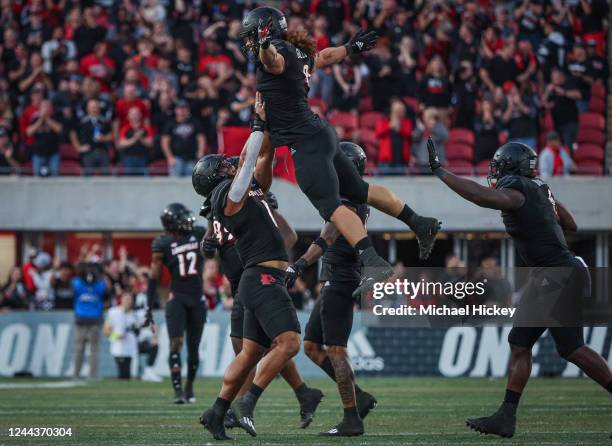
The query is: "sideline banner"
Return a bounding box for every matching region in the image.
[0,310,610,378]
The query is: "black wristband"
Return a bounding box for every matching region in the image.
[313,237,328,253]
[343,43,353,56]
[251,114,266,132]
[434,167,448,179]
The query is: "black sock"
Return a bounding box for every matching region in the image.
[355,237,372,253]
[169,352,182,391]
[343,406,360,421]
[504,389,521,407]
[213,397,231,416]
[187,360,198,383]
[606,380,612,393]
[243,383,263,408]
[294,383,309,398]
[397,204,417,226]
[320,357,337,381]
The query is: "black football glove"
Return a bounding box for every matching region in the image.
[344,29,378,55]
[251,113,266,132]
[427,137,442,172]
[143,308,155,328]
[257,17,274,50]
[200,236,220,258]
[285,258,308,289]
[265,191,278,210]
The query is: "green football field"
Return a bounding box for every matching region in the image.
[0,377,610,445]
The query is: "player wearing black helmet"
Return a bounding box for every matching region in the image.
[286,142,376,437]
[199,154,323,431]
[240,6,441,299]
[427,139,612,438]
[145,203,207,404]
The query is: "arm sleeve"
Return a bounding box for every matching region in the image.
[228,131,265,202]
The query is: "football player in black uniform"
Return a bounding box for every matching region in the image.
[195,95,303,440]
[200,156,323,430]
[145,203,207,404]
[286,141,377,437]
[240,6,441,296]
[427,139,612,438]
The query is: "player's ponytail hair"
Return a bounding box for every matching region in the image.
[286,30,317,59]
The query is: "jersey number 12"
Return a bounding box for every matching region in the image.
[177,251,197,276]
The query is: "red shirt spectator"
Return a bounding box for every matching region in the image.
[198,40,233,80]
[19,87,45,146]
[80,43,115,92]
[375,100,413,166]
[115,84,150,128]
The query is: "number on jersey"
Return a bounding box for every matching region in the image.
[177,251,197,276]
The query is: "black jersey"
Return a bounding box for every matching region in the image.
[320,200,370,283]
[209,180,266,291]
[498,175,574,267]
[256,39,325,148]
[211,179,287,269]
[152,226,206,299]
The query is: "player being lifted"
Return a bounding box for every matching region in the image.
[145,204,206,404]
[427,139,612,438]
[195,94,303,440]
[286,141,377,437]
[199,156,324,430]
[240,6,441,295]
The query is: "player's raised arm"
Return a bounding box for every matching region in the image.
[556,201,578,233]
[258,19,285,74]
[427,138,525,211]
[254,131,274,193]
[224,94,267,216]
[314,29,378,69]
[144,250,163,330]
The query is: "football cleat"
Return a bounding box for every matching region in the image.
[319,418,364,437]
[411,216,441,260]
[200,408,232,441]
[466,403,516,438]
[356,390,378,420]
[173,388,186,404]
[184,382,195,404]
[223,408,241,429]
[298,387,324,429]
[231,397,257,437]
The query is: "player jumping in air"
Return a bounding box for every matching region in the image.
[195,95,303,440]
[145,204,207,404]
[286,141,378,437]
[200,156,324,430]
[240,6,441,296]
[427,139,612,438]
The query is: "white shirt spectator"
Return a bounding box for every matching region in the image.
[106,306,138,358]
[539,144,574,178]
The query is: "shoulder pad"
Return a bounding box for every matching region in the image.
[497,175,524,192]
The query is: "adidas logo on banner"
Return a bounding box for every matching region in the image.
[348,330,384,371]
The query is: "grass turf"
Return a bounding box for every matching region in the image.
[0,377,610,445]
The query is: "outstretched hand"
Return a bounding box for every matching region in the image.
[427,137,442,172]
[257,17,273,49]
[346,29,378,55]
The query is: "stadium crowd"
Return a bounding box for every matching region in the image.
[0,0,607,177]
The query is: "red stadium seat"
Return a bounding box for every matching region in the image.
[359,112,385,131]
[448,128,475,146]
[307,97,327,115]
[218,126,251,156]
[574,160,604,176]
[588,96,606,115]
[446,160,474,175]
[328,111,358,136]
[446,143,474,162]
[590,82,605,99]
[358,128,378,158]
[475,159,491,176]
[402,96,420,115]
[149,159,169,176]
[59,144,80,161]
[576,128,605,146]
[20,161,33,176]
[358,96,373,113]
[578,112,605,131]
[574,144,605,163]
[59,160,82,176]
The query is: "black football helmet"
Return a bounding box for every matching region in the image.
[192,154,232,198]
[240,6,287,55]
[339,141,367,177]
[487,142,537,188]
[226,156,240,169]
[161,203,195,233]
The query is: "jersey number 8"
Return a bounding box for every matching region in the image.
[303,65,311,88]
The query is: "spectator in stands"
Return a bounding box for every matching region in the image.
[41,26,77,80]
[26,98,63,177]
[175,46,196,94]
[73,262,108,379]
[585,39,608,81]
[542,67,581,148]
[51,261,75,310]
[480,38,518,92]
[229,78,255,126]
[474,99,502,164]
[161,100,206,177]
[116,83,150,130]
[537,19,566,81]
[203,259,227,310]
[21,248,39,298]
[396,35,418,98]
[331,59,361,112]
[474,257,512,306]
[515,40,538,84]
[79,42,115,93]
[0,128,19,175]
[74,7,107,58]
[452,60,478,130]
[31,252,54,310]
[515,0,544,49]
[419,55,452,126]
[367,44,398,113]
[539,130,575,178]
[412,109,448,171]
[0,267,29,311]
[567,43,594,113]
[73,98,113,176]
[376,98,413,174]
[104,291,138,380]
[117,107,154,175]
[502,82,538,150]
